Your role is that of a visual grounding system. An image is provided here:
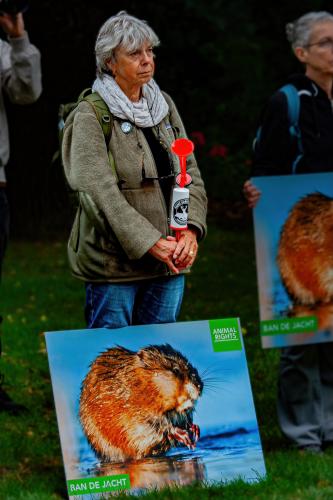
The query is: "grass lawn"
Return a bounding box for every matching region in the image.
[1,220,333,499]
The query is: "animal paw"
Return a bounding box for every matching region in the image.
[189,423,200,443]
[171,427,195,450]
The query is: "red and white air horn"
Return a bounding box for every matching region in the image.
[170,138,194,239]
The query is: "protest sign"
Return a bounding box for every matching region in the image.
[45,319,265,496]
[253,172,333,348]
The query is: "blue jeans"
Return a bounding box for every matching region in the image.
[0,188,9,281]
[85,275,185,329]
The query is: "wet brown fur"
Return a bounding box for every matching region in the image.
[278,192,333,304]
[79,344,203,462]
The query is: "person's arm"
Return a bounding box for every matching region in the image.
[243,180,261,209]
[172,227,198,269]
[0,13,42,104]
[148,236,180,274]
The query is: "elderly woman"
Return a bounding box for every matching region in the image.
[62,11,207,329]
[244,11,333,453]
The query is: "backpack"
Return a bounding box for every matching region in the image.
[54,88,115,174]
[254,84,304,174]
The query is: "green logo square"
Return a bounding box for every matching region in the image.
[209,318,242,352]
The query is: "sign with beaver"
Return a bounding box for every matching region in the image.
[252,172,333,349]
[45,319,266,496]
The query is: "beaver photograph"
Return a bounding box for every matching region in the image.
[45,320,265,491]
[79,344,203,462]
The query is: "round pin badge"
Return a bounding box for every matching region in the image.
[121,122,132,134]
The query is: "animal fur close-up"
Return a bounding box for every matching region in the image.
[79,344,203,462]
[278,192,333,305]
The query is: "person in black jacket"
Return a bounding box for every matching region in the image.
[244,11,333,453]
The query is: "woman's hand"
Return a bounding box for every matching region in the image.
[243,180,261,208]
[148,236,179,274]
[0,13,25,38]
[173,228,198,269]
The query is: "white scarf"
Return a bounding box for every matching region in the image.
[92,74,169,127]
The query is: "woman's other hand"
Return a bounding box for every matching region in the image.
[173,228,198,269]
[243,180,261,208]
[148,236,179,274]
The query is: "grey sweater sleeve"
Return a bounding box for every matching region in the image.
[1,32,42,104]
[62,102,162,260]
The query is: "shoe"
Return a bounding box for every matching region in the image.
[0,378,28,416]
[298,444,323,455]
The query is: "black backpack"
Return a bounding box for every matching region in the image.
[253,84,304,174]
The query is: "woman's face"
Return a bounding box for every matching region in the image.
[296,21,333,77]
[107,41,155,91]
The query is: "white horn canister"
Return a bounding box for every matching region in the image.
[170,186,190,230]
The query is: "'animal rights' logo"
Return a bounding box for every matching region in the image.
[209,318,242,352]
[173,199,189,224]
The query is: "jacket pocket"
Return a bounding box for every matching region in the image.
[68,205,81,253]
[79,191,111,239]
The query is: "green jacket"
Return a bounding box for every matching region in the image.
[62,92,207,282]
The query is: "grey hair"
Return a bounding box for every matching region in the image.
[286,11,333,49]
[95,11,160,74]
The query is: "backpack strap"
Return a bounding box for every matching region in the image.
[84,92,113,144]
[279,84,303,174]
[78,92,118,237]
[83,91,117,181]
